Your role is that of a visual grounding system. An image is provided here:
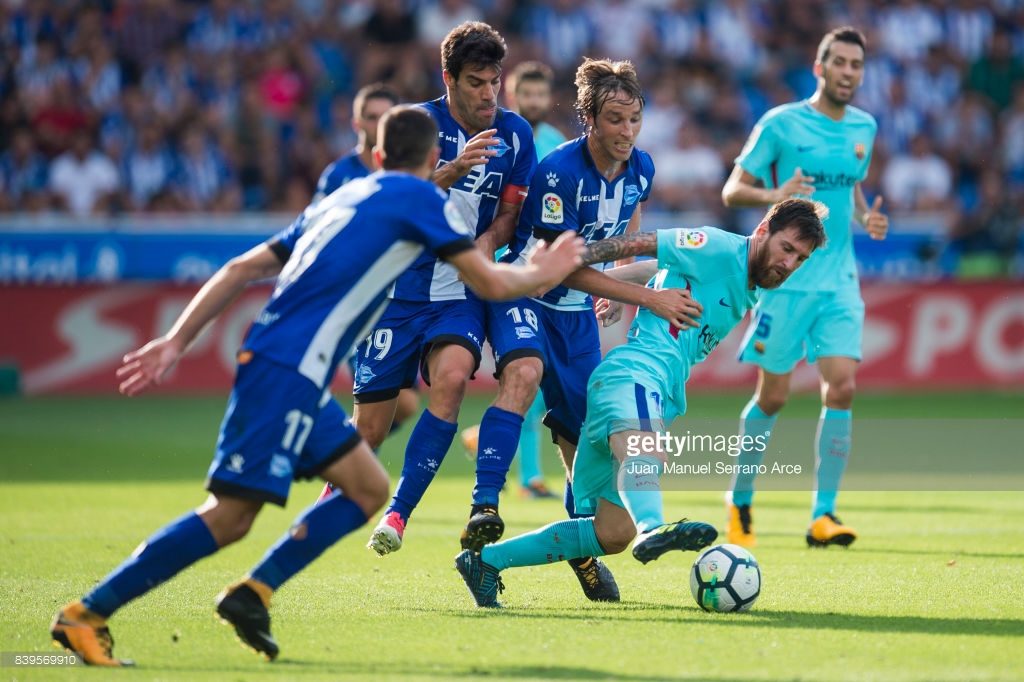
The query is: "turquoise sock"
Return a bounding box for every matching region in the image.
[813,407,852,518]
[517,395,545,486]
[619,455,664,533]
[481,518,604,569]
[731,399,777,507]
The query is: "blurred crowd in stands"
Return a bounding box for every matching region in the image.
[1,0,1022,270]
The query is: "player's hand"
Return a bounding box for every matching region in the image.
[775,167,815,202]
[116,336,184,396]
[448,129,500,177]
[527,231,585,290]
[645,288,703,329]
[863,195,888,240]
[595,298,624,327]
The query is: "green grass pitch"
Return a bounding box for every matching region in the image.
[1,391,1022,681]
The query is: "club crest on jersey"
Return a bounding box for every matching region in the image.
[676,229,707,249]
[542,192,563,224]
[624,184,641,206]
[854,142,866,160]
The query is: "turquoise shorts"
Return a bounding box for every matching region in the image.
[737,287,864,374]
[571,362,681,515]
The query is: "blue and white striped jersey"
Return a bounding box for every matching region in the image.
[313,150,370,203]
[509,136,655,311]
[244,171,475,389]
[390,96,536,302]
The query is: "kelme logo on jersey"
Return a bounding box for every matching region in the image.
[676,229,707,249]
[624,184,641,206]
[542,193,563,224]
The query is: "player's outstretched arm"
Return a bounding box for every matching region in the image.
[568,232,701,329]
[580,231,658,265]
[449,231,584,301]
[116,244,284,396]
[603,260,660,284]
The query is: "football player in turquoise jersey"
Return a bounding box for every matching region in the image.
[721,27,889,549]
[469,58,701,602]
[455,199,826,607]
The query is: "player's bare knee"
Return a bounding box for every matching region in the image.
[495,358,542,414]
[356,418,390,450]
[355,466,390,515]
[594,509,637,555]
[198,495,261,546]
[825,376,856,410]
[428,370,469,421]
[756,390,787,415]
[596,524,635,555]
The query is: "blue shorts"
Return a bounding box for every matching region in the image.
[573,362,681,515]
[351,297,485,403]
[737,287,865,374]
[485,298,546,377]
[536,305,602,446]
[207,355,361,507]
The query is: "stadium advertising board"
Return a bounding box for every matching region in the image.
[2,282,1021,394]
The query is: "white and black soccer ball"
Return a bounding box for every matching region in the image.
[689,543,761,612]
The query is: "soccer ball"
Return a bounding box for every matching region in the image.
[689,543,761,612]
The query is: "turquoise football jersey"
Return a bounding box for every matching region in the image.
[603,227,759,409]
[735,101,876,291]
[534,121,568,161]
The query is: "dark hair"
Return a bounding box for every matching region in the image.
[441,21,507,81]
[816,26,867,64]
[507,60,555,93]
[353,83,400,118]
[379,106,438,170]
[765,198,827,250]
[574,58,644,127]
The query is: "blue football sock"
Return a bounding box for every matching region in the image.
[481,517,604,570]
[250,491,368,590]
[472,406,524,506]
[82,511,218,618]
[563,477,587,519]
[730,399,777,507]
[389,409,456,520]
[813,407,852,518]
[619,455,665,533]
[517,396,545,486]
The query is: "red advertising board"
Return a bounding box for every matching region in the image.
[1,282,1022,394]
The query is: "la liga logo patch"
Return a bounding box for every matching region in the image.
[676,229,707,249]
[542,192,563,224]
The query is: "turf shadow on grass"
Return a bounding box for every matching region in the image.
[446,607,1024,638]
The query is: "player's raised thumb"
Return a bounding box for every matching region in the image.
[871,195,884,213]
